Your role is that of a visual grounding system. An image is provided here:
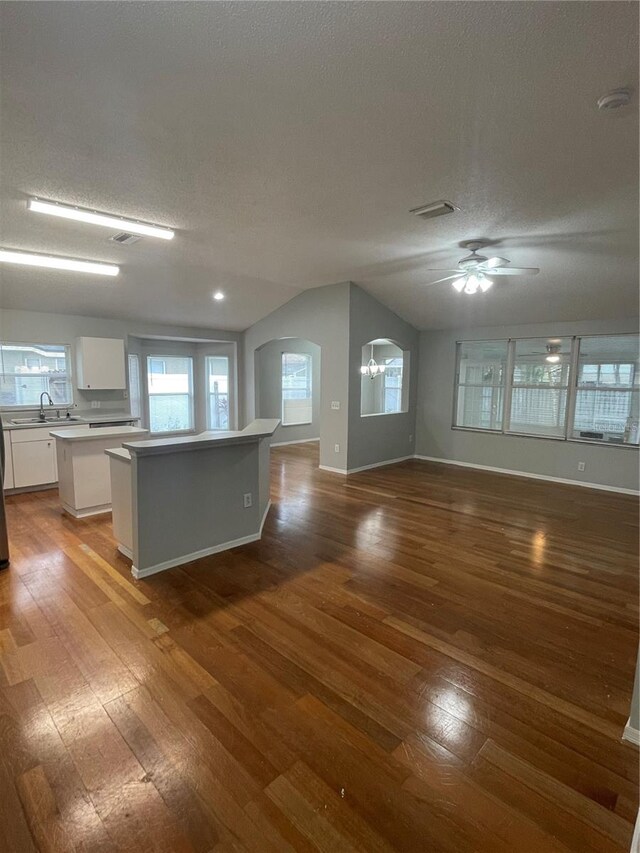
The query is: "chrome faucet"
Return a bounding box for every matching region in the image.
[39,392,54,421]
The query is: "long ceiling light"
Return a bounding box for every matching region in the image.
[0,248,119,276]
[28,198,175,240]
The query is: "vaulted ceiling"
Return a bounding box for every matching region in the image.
[0,2,637,331]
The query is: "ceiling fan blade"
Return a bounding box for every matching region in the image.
[485,256,510,268]
[426,274,464,286]
[422,269,463,273]
[490,267,540,276]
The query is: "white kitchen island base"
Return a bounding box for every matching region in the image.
[50,425,147,518]
[108,419,279,578]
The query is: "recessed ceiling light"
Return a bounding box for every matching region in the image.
[28,198,175,240]
[213,291,225,301]
[0,248,119,276]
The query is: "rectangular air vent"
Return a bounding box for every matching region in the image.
[109,232,142,245]
[409,200,458,220]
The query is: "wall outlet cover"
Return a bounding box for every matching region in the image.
[243,493,252,508]
[331,401,340,410]
[578,462,586,472]
[334,444,340,453]
[91,400,100,409]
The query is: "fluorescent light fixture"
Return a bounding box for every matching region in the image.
[28,198,175,240]
[0,248,119,276]
[213,291,225,301]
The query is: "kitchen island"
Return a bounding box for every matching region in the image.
[50,425,148,518]
[107,419,279,578]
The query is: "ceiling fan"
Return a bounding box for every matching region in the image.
[426,241,540,294]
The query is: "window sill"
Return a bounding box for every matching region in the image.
[281,421,312,427]
[361,411,407,418]
[451,425,638,449]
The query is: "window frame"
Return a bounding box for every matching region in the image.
[281,352,313,427]
[205,354,231,431]
[452,333,639,449]
[146,353,195,435]
[0,341,74,410]
[127,353,141,419]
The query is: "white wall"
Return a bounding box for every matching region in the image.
[416,318,640,492]
[0,308,242,420]
[256,337,320,444]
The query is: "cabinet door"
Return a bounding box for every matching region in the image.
[12,440,57,488]
[77,337,126,389]
[3,433,13,490]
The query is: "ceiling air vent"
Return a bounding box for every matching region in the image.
[409,200,458,220]
[109,232,142,245]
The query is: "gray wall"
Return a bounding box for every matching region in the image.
[347,285,419,471]
[416,318,640,491]
[255,337,320,444]
[243,282,351,470]
[0,307,241,420]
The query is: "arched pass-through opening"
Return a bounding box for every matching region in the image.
[254,337,321,451]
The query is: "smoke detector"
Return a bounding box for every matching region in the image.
[109,232,142,245]
[597,89,632,111]
[409,200,459,220]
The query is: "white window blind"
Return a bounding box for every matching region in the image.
[454,341,508,430]
[282,352,312,426]
[147,355,194,433]
[572,335,639,445]
[128,354,141,419]
[0,342,73,408]
[507,337,571,438]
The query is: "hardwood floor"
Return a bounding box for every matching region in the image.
[1,441,638,852]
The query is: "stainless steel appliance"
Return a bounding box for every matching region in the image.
[0,419,9,568]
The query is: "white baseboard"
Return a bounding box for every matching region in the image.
[117,544,133,560]
[413,455,640,496]
[62,501,112,519]
[623,719,640,746]
[631,808,640,853]
[271,438,319,447]
[346,455,414,474]
[131,501,272,579]
[320,455,415,476]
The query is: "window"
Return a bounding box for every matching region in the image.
[572,335,639,445]
[507,338,571,437]
[453,334,639,447]
[206,356,230,429]
[0,342,73,408]
[128,354,141,419]
[282,352,312,425]
[454,341,508,430]
[146,355,193,433]
[383,357,403,413]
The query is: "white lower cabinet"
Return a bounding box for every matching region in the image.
[12,439,57,488]
[3,432,13,489]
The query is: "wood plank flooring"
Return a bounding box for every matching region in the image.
[1,441,638,852]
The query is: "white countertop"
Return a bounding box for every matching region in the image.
[49,425,148,442]
[2,411,139,431]
[105,447,131,462]
[123,419,280,457]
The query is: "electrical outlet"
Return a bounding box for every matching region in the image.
[243,493,252,508]
[578,461,586,472]
[123,390,128,399]
[334,444,340,453]
[91,400,100,409]
[331,401,340,410]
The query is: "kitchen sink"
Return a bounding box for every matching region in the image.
[11,416,86,425]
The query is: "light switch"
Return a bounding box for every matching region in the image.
[331,401,340,410]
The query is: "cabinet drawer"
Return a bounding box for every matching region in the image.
[12,440,57,488]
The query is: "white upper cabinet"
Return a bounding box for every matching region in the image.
[76,337,126,390]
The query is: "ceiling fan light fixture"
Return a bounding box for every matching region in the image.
[546,355,561,363]
[479,277,493,292]
[451,277,466,292]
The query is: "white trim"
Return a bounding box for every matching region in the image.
[413,455,640,496]
[631,808,640,853]
[131,500,272,579]
[319,455,413,476]
[623,719,640,746]
[346,455,414,474]
[271,437,320,447]
[61,501,112,518]
[117,544,133,560]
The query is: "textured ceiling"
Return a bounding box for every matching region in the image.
[0,1,638,331]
